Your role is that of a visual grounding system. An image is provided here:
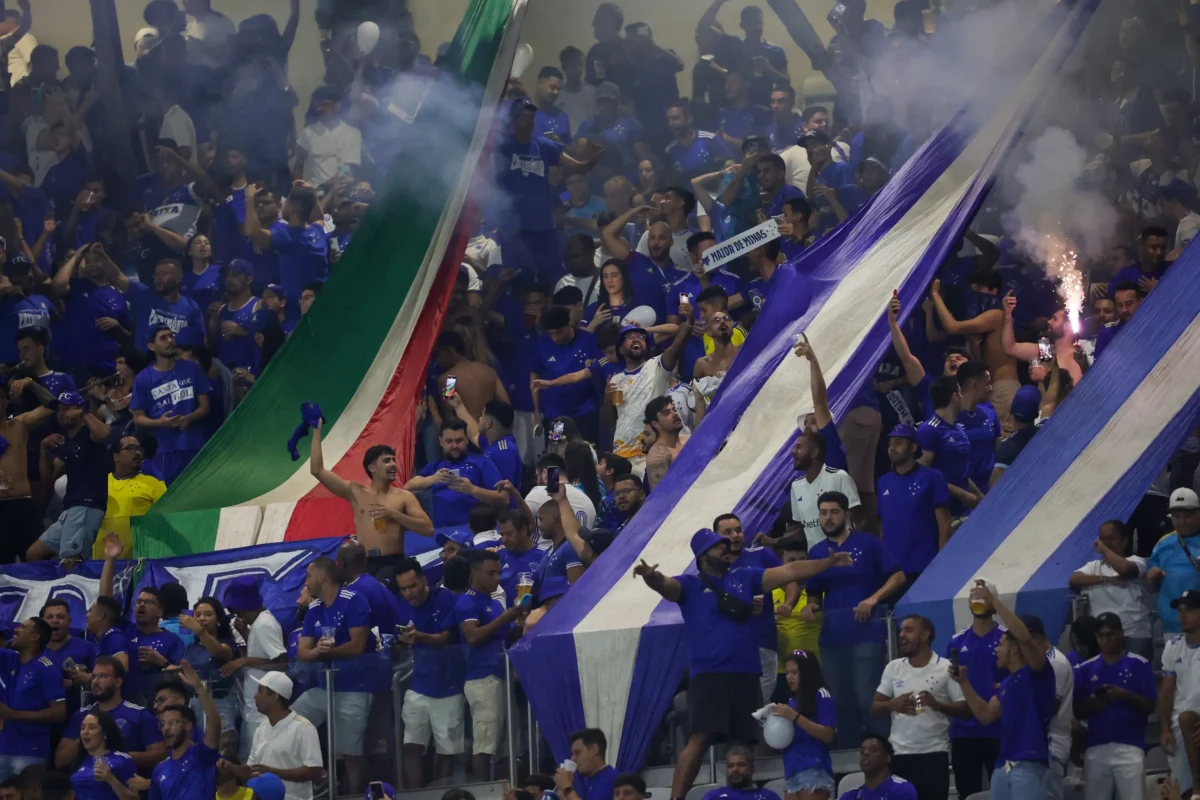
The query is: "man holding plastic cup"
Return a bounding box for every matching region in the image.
[295,557,371,794]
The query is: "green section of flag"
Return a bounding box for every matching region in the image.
[133,0,515,557]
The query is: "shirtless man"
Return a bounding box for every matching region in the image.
[308,419,433,561]
[644,396,689,491]
[0,378,57,563]
[694,310,740,380]
[432,331,509,421]
[1001,291,1086,383]
[929,273,1020,434]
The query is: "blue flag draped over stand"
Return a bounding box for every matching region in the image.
[0,539,342,636]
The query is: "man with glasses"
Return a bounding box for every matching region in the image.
[151,661,222,800]
[94,436,167,559]
[610,475,644,533]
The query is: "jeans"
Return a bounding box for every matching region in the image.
[1084,743,1145,800]
[821,640,888,749]
[1044,755,1066,800]
[990,761,1048,800]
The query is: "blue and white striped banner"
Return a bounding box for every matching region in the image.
[509,0,1102,770]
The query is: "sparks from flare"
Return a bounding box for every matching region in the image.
[1041,234,1084,333]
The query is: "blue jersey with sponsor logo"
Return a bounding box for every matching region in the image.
[130,360,213,453]
[0,294,54,363]
[129,284,207,350]
[217,297,260,369]
[496,135,564,232]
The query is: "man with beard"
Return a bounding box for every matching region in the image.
[118,258,207,351]
[803,492,905,749]
[151,661,222,800]
[312,420,432,559]
[756,153,805,218]
[95,435,167,559]
[714,513,785,706]
[787,430,861,550]
[118,579,185,702]
[633,527,852,800]
[130,325,211,484]
[406,418,508,528]
[1094,281,1144,359]
[671,233,745,315]
[602,205,690,323]
[0,617,66,778]
[699,746,780,800]
[637,187,698,274]
[693,309,739,384]
[928,272,1019,434]
[943,581,1005,798]
[1001,293,1086,383]
[602,321,689,465]
[610,474,644,532]
[54,656,164,770]
[871,615,966,800]
[877,426,951,584]
[40,599,98,722]
[664,100,734,181]
[644,397,688,490]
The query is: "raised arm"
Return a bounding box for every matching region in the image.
[178,661,221,750]
[762,551,854,593]
[50,246,87,296]
[309,420,354,500]
[1000,291,1038,361]
[660,302,694,373]
[977,581,1045,670]
[601,206,648,262]
[930,280,1003,336]
[241,185,274,250]
[557,488,597,567]
[793,333,833,429]
[633,559,683,602]
[887,294,926,387]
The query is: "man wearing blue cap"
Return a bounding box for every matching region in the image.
[437,528,474,562]
[221,578,288,763]
[216,260,261,374]
[602,318,689,465]
[634,528,852,800]
[130,325,211,484]
[26,390,111,561]
[990,385,1042,487]
[876,424,950,582]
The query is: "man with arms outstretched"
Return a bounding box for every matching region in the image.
[309,420,433,585]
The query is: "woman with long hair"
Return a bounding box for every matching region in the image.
[182,234,223,315]
[71,709,138,800]
[583,259,640,332]
[180,596,240,753]
[564,441,604,511]
[771,651,837,800]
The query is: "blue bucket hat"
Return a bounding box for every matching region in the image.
[690,528,727,559]
[1011,384,1042,425]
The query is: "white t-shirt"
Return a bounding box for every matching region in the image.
[7,32,35,84]
[1175,211,1200,252]
[610,356,673,459]
[1163,634,1200,719]
[554,272,604,308]
[876,653,963,755]
[241,610,287,723]
[247,711,324,800]
[297,120,363,185]
[789,466,861,550]
[1046,647,1074,763]
[1075,556,1152,638]
[524,485,597,536]
[160,105,198,163]
[556,84,597,137]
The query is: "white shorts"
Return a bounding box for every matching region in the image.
[401,690,465,754]
[464,675,506,755]
[1169,723,1194,794]
[291,689,370,756]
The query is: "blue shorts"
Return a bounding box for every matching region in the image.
[40,506,105,558]
[785,768,835,794]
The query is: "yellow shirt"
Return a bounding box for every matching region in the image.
[217,787,254,800]
[774,586,821,669]
[94,472,168,559]
[702,325,747,355]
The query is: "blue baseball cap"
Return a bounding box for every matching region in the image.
[436,528,474,548]
[264,283,286,297]
[618,325,648,345]
[247,774,286,800]
[227,258,255,277]
[1011,384,1042,424]
[690,528,727,559]
[887,424,918,441]
[510,97,536,117]
[57,391,86,408]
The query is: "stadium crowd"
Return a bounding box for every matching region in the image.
[2,0,1200,800]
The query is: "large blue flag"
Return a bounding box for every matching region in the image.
[0,561,137,635]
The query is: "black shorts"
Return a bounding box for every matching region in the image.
[0,497,38,564]
[367,553,409,594]
[687,672,761,745]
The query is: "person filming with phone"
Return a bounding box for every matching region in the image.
[406,418,509,529]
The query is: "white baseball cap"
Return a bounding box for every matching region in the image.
[1170,488,1200,511]
[251,671,294,701]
